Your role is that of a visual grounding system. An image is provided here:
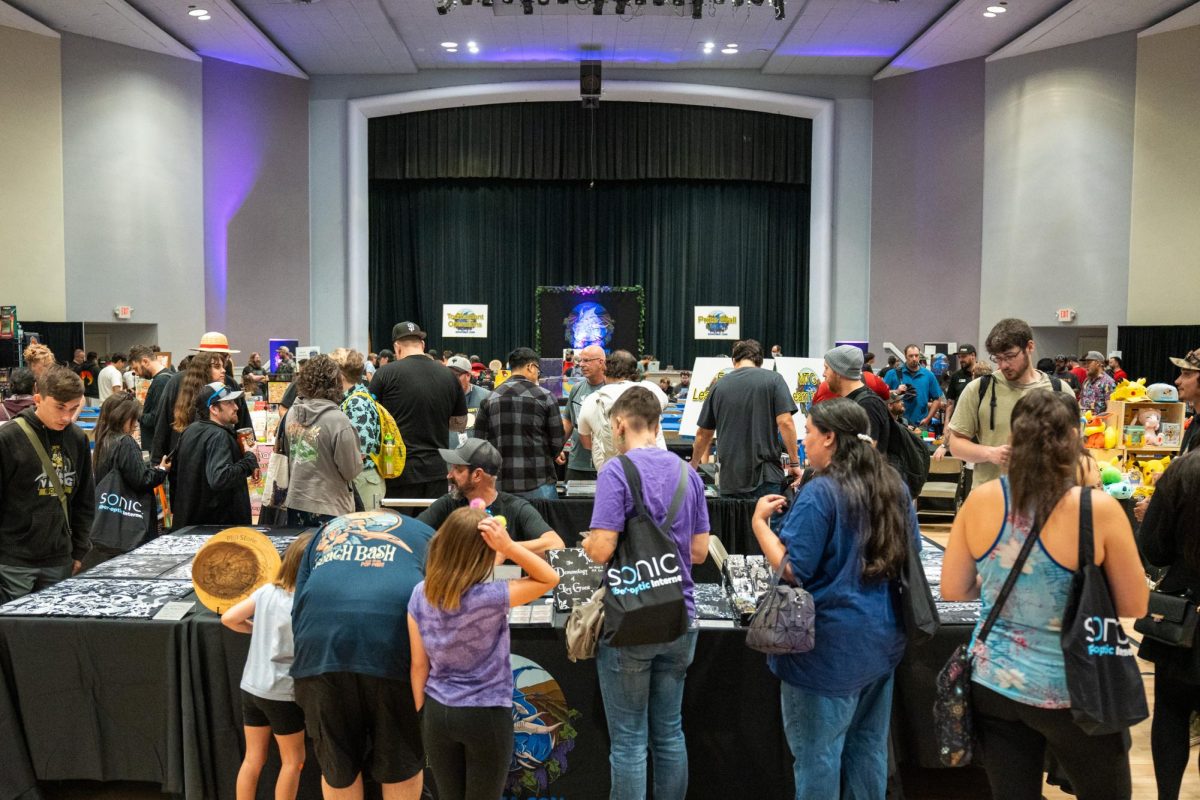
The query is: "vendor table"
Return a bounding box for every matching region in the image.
[0,526,975,800]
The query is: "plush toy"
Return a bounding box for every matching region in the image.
[1083,412,1107,449]
[1109,378,1149,403]
[1138,408,1164,446]
[1147,383,1179,403]
[1104,480,1135,500]
[1099,461,1124,486]
[1139,456,1172,485]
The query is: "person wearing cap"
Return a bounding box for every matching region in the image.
[171,381,260,529]
[446,355,492,449]
[824,345,890,451]
[417,440,563,553]
[691,339,801,498]
[883,344,944,430]
[1079,350,1116,414]
[561,344,606,481]
[274,347,296,381]
[944,345,978,422]
[1167,349,1200,456]
[370,322,468,500]
[473,347,564,500]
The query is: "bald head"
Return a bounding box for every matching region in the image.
[578,345,607,385]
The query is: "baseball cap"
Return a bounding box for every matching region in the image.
[1169,348,1200,372]
[957,344,976,356]
[1082,350,1105,363]
[198,381,244,410]
[391,321,427,341]
[438,439,503,476]
[447,356,472,374]
[823,345,863,380]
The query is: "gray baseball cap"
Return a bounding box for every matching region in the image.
[447,356,472,374]
[438,439,502,476]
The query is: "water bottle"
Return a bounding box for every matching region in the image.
[381,433,397,475]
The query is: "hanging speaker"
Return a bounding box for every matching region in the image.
[580,60,602,99]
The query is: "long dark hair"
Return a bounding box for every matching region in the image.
[1009,390,1082,527]
[809,398,908,581]
[174,353,224,432]
[94,393,142,468]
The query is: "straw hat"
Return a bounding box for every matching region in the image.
[191,527,281,613]
[190,331,240,354]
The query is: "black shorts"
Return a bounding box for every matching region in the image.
[293,672,423,788]
[240,690,305,736]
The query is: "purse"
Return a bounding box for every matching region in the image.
[1060,489,1149,734]
[899,520,940,646]
[565,586,606,662]
[933,515,1043,767]
[1134,576,1199,648]
[745,559,815,655]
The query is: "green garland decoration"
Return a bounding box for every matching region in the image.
[534,285,645,355]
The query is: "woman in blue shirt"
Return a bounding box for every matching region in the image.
[752,398,916,799]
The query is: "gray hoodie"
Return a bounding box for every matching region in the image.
[284,397,363,517]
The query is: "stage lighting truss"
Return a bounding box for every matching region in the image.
[434,0,784,16]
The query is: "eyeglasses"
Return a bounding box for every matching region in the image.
[989,349,1025,366]
[578,357,604,364]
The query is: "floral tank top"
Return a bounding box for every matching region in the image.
[969,477,1073,708]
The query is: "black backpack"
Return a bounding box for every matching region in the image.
[886,417,930,498]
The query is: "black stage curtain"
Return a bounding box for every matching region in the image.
[369,102,811,185]
[1117,325,1200,387]
[0,321,84,369]
[369,179,809,365]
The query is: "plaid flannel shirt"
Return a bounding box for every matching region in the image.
[473,375,564,493]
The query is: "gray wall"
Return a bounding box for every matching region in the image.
[979,32,1137,351]
[202,58,310,357]
[868,58,986,354]
[308,69,875,354]
[60,33,206,355]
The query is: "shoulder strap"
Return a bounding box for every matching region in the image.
[14,417,71,530]
[1078,488,1095,568]
[976,513,1044,645]
[616,455,689,533]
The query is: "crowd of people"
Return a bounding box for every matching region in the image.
[2,314,1200,800]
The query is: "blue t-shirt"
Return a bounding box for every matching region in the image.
[768,476,915,696]
[291,510,435,681]
[884,366,943,424]
[589,447,710,619]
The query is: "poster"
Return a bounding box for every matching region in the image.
[678,357,778,438]
[442,304,488,338]
[0,306,15,340]
[771,357,826,434]
[693,306,741,340]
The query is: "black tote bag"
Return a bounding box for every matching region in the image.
[1060,488,1148,735]
[91,468,153,552]
[601,456,690,648]
[899,525,940,646]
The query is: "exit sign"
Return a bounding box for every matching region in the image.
[1056,308,1076,323]
[114,306,133,320]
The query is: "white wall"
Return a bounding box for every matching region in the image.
[979,33,1138,350]
[60,33,206,356]
[308,69,874,355]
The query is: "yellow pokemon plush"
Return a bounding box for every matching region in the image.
[1110,378,1149,403]
[1139,456,1172,484]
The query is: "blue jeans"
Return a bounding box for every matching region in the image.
[596,628,698,800]
[516,483,558,501]
[780,672,894,800]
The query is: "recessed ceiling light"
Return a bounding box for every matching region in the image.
[726,43,738,48]
[447,48,458,53]
[982,10,995,16]
[704,41,714,47]
[441,41,458,48]
[468,46,479,54]
[721,47,738,54]
[198,14,211,20]
[986,5,1007,12]
[467,41,477,47]
[188,8,207,16]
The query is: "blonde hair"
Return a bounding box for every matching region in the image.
[23,343,55,374]
[423,508,493,611]
[328,347,366,385]
[971,362,993,378]
[274,532,314,591]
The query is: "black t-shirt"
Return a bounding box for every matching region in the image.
[847,386,891,453]
[945,368,973,405]
[417,491,551,541]
[370,355,468,484]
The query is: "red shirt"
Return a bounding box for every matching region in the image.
[1071,366,1087,386]
[813,373,892,405]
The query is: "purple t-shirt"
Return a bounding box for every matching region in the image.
[408,580,512,708]
[589,447,710,618]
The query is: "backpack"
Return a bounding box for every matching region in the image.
[589,388,621,472]
[347,389,406,479]
[886,417,930,498]
[974,374,1063,433]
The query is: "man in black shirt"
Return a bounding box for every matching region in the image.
[171,382,259,529]
[943,344,977,423]
[129,345,174,448]
[824,345,890,452]
[417,440,563,554]
[369,321,467,499]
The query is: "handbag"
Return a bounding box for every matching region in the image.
[1060,488,1149,734]
[90,467,153,552]
[745,559,815,655]
[565,586,607,662]
[601,456,690,648]
[933,515,1044,767]
[261,433,290,509]
[1134,574,1199,648]
[899,521,940,646]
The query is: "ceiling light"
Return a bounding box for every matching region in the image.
[986,5,1007,12]
[441,42,457,48]
[982,11,995,16]
[726,43,738,48]
[467,41,477,47]
[721,47,738,54]
[447,48,458,53]
[468,45,480,53]
[198,14,211,20]
[188,7,207,16]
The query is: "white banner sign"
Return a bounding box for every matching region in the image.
[693,306,741,340]
[771,357,826,434]
[442,304,488,338]
[678,357,776,438]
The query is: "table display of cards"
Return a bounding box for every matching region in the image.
[0,529,303,620]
